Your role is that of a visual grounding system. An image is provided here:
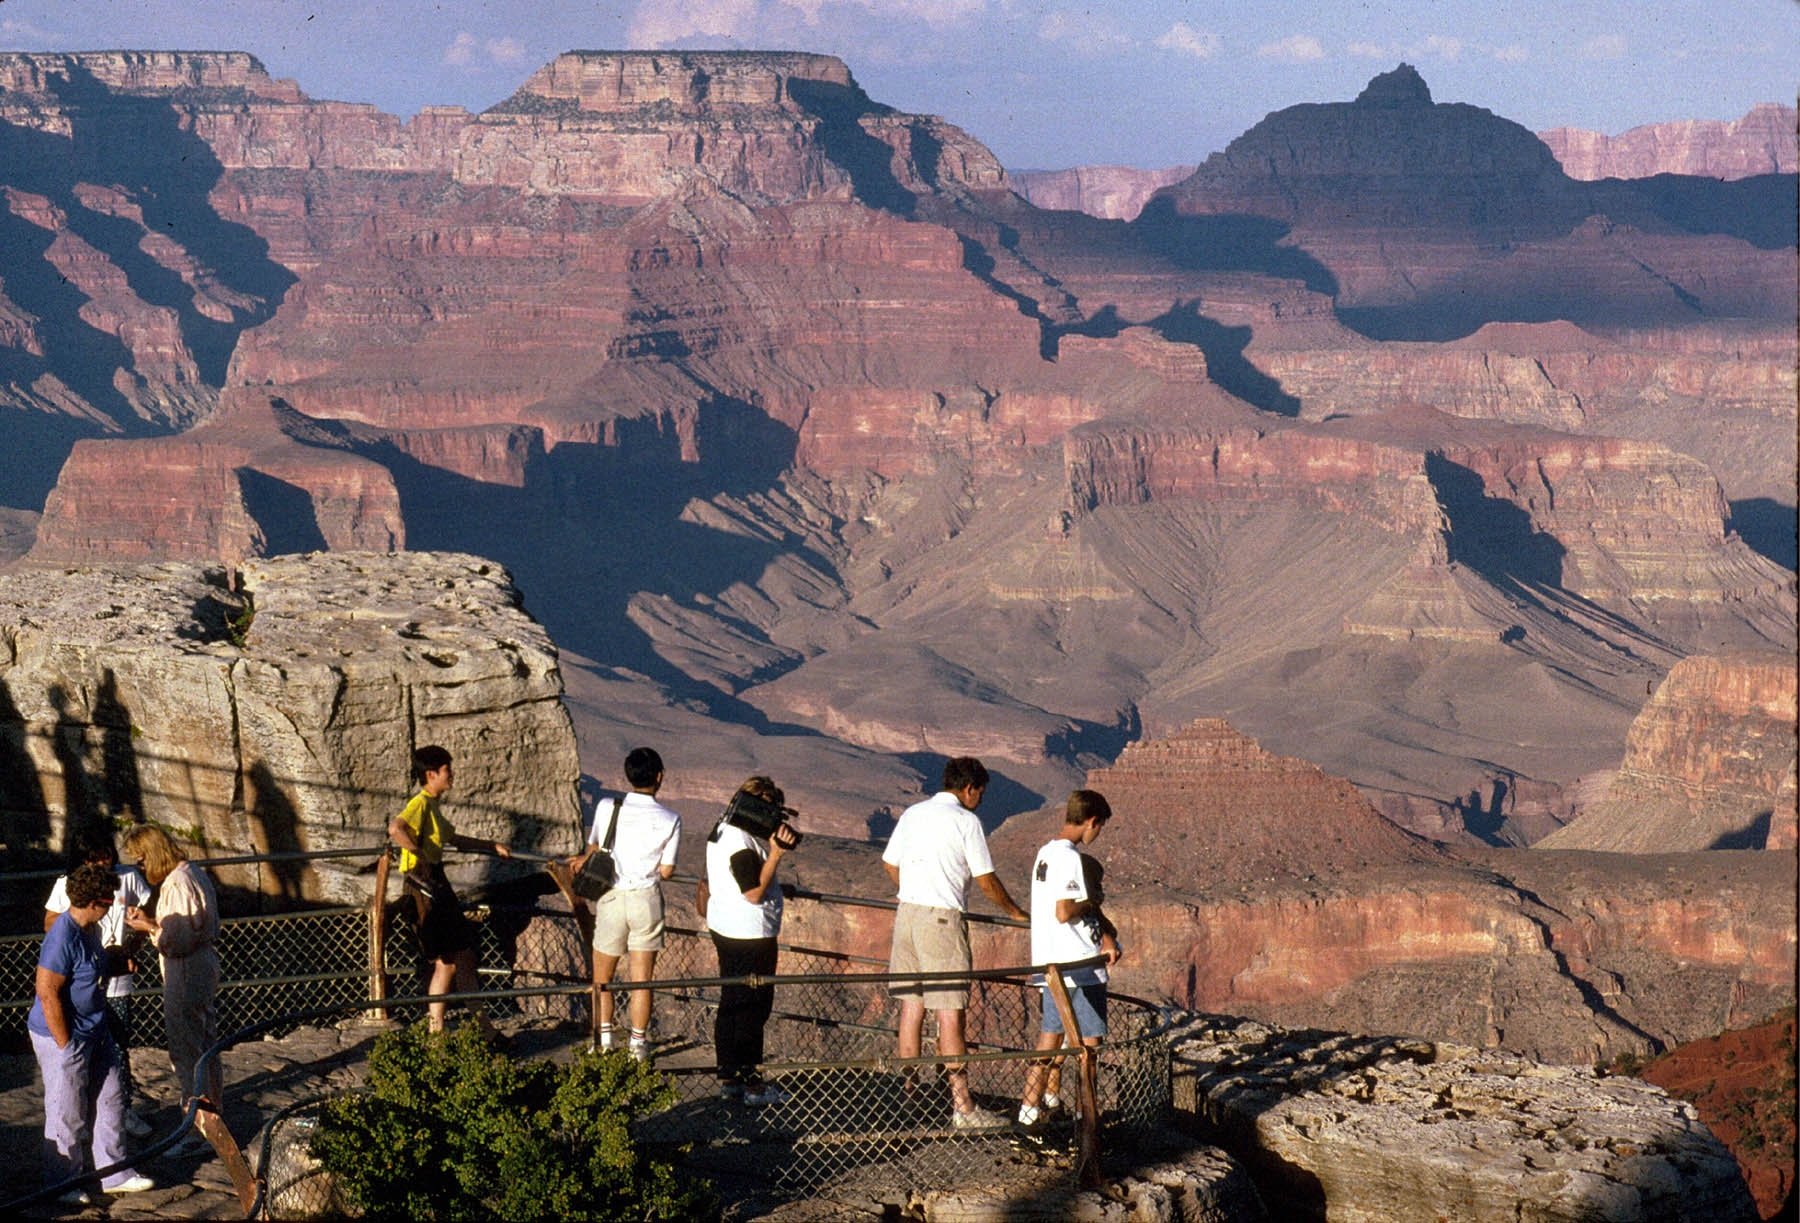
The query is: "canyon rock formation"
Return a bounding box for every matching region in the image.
[1540,104,1798,181]
[0,551,579,903]
[1539,652,1798,853]
[1011,164,1195,220]
[0,50,1792,986]
[1174,1016,1758,1222]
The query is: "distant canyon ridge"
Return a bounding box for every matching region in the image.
[1013,103,1798,219]
[0,50,1792,865]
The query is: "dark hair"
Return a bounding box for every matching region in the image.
[623,747,664,789]
[411,745,452,786]
[67,833,118,870]
[1066,789,1112,826]
[941,756,989,793]
[66,862,119,909]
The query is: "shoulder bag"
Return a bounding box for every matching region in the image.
[572,797,623,901]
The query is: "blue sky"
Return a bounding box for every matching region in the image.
[0,1,1793,168]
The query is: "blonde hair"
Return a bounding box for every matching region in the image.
[737,775,785,806]
[121,824,187,885]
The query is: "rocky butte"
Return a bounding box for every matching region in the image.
[0,48,1794,1103]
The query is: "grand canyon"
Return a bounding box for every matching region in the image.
[0,45,1793,1216]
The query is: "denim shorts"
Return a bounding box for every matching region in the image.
[1040,981,1107,1039]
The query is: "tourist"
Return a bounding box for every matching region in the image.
[1018,790,1121,1128]
[33,862,156,1202]
[698,775,800,1103]
[573,747,681,1061]
[44,834,153,1136]
[386,745,514,1038]
[881,756,1027,1129]
[121,824,222,1158]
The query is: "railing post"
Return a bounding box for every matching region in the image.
[1044,964,1102,1189]
[366,850,390,1023]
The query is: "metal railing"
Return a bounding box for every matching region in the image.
[1,848,1173,1217]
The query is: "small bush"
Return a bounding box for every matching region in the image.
[310,1023,716,1222]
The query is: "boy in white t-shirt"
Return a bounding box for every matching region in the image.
[1019,790,1120,1128]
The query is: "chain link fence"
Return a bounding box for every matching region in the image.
[3,855,1173,1217]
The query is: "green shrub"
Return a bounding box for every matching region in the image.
[310,1023,716,1222]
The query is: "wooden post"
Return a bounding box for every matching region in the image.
[1044,965,1102,1189]
[366,850,391,1022]
[192,1104,257,1216]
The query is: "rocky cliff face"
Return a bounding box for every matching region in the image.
[0,552,580,903]
[1174,1016,1758,1222]
[1540,653,1798,852]
[1540,104,1798,181]
[1010,164,1194,220]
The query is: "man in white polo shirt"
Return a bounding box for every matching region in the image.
[882,756,1027,1130]
[576,747,681,1062]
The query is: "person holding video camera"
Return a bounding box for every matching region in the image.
[697,775,799,1105]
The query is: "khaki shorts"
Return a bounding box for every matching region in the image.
[888,902,971,1010]
[592,884,666,957]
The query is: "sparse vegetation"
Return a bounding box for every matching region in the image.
[310,1023,716,1222]
[227,591,256,647]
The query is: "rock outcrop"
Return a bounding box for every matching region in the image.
[1173,1015,1758,1222]
[0,551,579,902]
[1539,653,1798,852]
[1540,105,1798,181]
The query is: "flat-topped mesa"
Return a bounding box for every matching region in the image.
[469,49,1006,202]
[504,50,854,114]
[0,50,302,102]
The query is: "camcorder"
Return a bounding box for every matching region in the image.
[722,789,803,847]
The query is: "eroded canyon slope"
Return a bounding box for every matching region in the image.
[0,50,1792,852]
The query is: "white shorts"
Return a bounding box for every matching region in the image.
[592,885,666,957]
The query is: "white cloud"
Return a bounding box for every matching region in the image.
[0,17,58,42]
[1493,43,1529,63]
[1155,22,1221,60]
[1417,35,1463,60]
[444,31,528,69]
[443,32,479,67]
[486,37,527,65]
[629,0,760,46]
[1039,10,1131,50]
[778,0,983,27]
[1347,40,1388,59]
[1258,34,1326,63]
[1579,34,1627,60]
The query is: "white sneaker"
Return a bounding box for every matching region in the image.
[627,1039,650,1064]
[951,1105,1009,1132]
[1017,1103,1043,1127]
[56,1187,93,1206]
[106,1174,156,1194]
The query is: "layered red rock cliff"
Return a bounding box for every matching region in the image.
[1540,104,1798,181]
[1541,653,1799,852]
